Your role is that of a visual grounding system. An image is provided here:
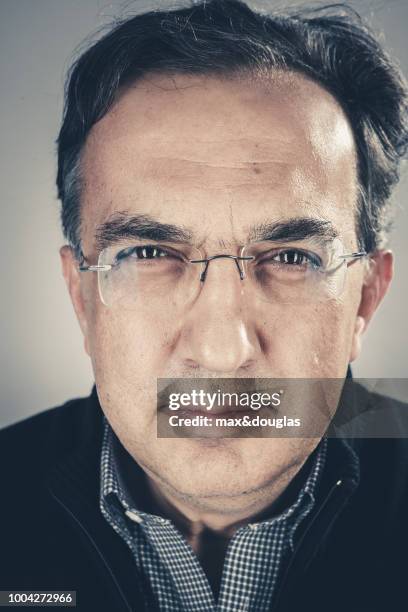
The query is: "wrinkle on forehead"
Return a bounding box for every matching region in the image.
[139,156,295,191]
[150,157,292,169]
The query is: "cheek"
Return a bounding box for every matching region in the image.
[90,308,174,375]
[260,300,356,377]
[86,306,177,425]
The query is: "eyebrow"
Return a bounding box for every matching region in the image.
[94,211,339,252]
[248,217,339,244]
[95,212,194,251]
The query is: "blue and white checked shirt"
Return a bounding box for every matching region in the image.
[100,417,327,612]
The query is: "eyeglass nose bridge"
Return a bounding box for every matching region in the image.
[189,253,255,283]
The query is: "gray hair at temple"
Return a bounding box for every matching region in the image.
[56,0,408,259]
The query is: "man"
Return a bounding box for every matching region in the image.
[1,1,407,610]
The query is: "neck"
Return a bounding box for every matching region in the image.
[143,459,306,539]
[143,462,308,598]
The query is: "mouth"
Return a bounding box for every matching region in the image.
[156,379,284,418]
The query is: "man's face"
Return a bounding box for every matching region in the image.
[62,72,385,514]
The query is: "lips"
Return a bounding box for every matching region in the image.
[156,378,283,416]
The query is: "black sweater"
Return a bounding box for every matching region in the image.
[0,386,407,611]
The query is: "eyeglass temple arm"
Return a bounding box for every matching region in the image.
[79,264,113,272]
[338,251,367,267]
[77,250,114,272]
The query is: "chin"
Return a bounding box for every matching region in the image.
[144,437,288,503]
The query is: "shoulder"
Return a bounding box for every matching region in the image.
[338,387,408,521]
[0,389,101,485]
[342,384,408,464]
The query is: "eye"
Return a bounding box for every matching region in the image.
[130,245,168,259]
[115,244,177,263]
[258,248,322,269]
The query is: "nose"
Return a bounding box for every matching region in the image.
[175,256,260,373]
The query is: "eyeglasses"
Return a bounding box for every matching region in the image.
[79,238,367,310]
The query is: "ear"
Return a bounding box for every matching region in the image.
[60,245,91,356]
[349,250,393,362]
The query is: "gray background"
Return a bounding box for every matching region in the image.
[0,0,407,428]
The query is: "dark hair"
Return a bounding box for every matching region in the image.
[57,0,408,257]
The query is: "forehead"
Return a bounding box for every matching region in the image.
[80,72,357,249]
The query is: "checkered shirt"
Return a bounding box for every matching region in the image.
[100,417,327,612]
